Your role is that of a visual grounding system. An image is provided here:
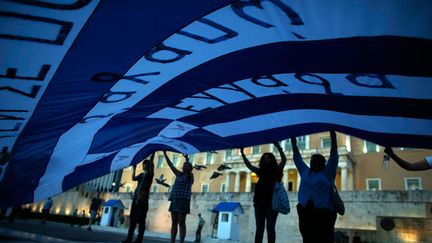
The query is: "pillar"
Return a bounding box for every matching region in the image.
[297,172,301,191]
[341,167,348,191]
[225,173,230,192]
[245,172,251,192]
[283,170,288,189]
[345,135,351,152]
[234,172,240,192]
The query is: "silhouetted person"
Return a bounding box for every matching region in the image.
[122,153,155,243]
[87,194,103,231]
[164,151,194,243]
[195,213,206,242]
[71,208,78,227]
[41,197,53,224]
[384,147,431,171]
[240,142,286,243]
[7,206,20,223]
[292,131,339,243]
[79,209,86,227]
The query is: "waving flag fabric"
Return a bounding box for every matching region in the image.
[0,0,431,206]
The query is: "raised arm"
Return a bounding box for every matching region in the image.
[273,142,286,170]
[182,153,190,164]
[330,131,338,158]
[291,137,308,174]
[385,147,431,171]
[240,148,259,174]
[163,151,181,176]
[148,152,155,175]
[132,164,140,181]
[325,131,339,178]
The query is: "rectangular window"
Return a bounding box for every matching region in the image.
[152,185,158,193]
[201,184,209,192]
[205,152,213,165]
[382,154,390,169]
[364,141,378,153]
[221,183,226,192]
[156,155,164,168]
[366,178,381,191]
[284,139,292,151]
[321,137,331,149]
[252,145,260,155]
[297,136,307,150]
[172,154,179,167]
[405,177,422,190]
[225,149,232,160]
[221,213,229,222]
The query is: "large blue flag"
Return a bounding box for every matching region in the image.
[0,0,431,206]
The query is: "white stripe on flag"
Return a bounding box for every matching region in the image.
[203,109,432,137]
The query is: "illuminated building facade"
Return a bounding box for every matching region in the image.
[119,132,432,194]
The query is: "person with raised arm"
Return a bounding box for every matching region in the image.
[384,147,431,171]
[240,142,286,243]
[122,153,155,243]
[164,151,194,243]
[292,131,339,243]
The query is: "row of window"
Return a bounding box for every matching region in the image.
[366,177,423,191]
[155,152,214,168]
[153,136,312,168]
[141,178,423,193]
[153,137,398,169]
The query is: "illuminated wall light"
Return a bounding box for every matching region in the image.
[362,143,367,153]
[397,232,419,242]
[65,208,71,215]
[55,207,60,214]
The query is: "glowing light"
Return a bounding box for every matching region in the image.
[65,208,71,215]
[152,201,171,233]
[397,232,419,242]
[55,207,60,214]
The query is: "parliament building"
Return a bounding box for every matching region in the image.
[116,132,432,195]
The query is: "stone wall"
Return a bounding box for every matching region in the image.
[46,190,432,242]
[144,190,432,242]
[376,216,432,243]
